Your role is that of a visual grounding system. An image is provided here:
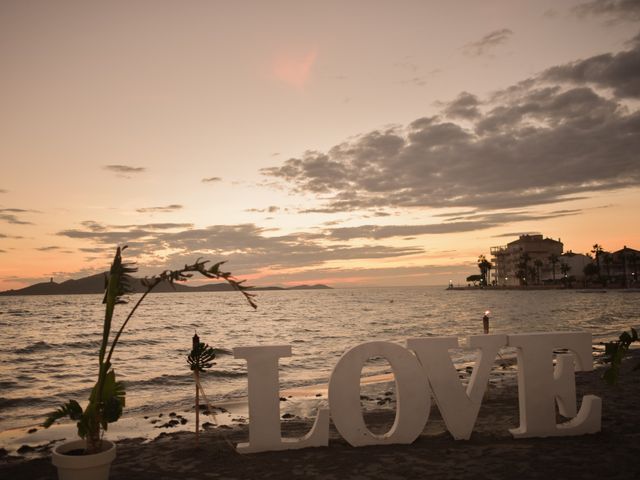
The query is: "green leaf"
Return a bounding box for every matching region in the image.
[43,400,84,428]
[103,395,124,425]
[187,341,217,372]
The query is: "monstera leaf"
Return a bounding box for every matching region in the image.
[188,341,217,373]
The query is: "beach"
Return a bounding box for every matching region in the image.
[2,347,639,480]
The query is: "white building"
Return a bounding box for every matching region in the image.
[491,234,564,286]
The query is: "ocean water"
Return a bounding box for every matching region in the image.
[1,287,639,433]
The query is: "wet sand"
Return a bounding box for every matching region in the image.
[2,348,639,480]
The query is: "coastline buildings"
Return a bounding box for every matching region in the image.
[491,234,563,286]
[489,234,639,287]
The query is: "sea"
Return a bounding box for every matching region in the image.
[1,287,639,434]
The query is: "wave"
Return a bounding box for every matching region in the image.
[52,337,163,351]
[126,370,246,389]
[14,341,52,354]
[0,396,43,409]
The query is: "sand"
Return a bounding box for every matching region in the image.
[2,348,639,480]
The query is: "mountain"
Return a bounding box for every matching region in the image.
[0,273,332,296]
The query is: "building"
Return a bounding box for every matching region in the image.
[490,234,564,286]
[558,251,591,284]
[600,246,640,287]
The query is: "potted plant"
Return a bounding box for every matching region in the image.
[43,246,256,480]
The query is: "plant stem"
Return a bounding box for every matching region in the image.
[104,284,157,367]
[195,371,200,446]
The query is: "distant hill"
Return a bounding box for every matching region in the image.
[0,273,332,296]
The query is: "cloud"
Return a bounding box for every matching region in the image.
[202,177,222,183]
[463,28,513,57]
[136,204,184,213]
[245,206,280,213]
[262,40,640,214]
[58,221,194,247]
[324,210,579,241]
[541,39,640,98]
[103,165,146,177]
[36,246,61,251]
[53,206,580,281]
[0,208,34,225]
[272,49,317,89]
[0,232,23,239]
[443,92,482,119]
[492,231,540,238]
[56,221,424,275]
[0,208,37,213]
[573,0,640,23]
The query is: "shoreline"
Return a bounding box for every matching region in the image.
[3,348,638,479]
[447,285,640,291]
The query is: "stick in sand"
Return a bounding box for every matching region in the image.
[187,332,217,446]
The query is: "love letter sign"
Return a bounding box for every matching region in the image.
[233,332,601,453]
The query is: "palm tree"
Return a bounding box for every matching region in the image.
[477,255,493,287]
[518,252,531,286]
[591,243,604,280]
[534,259,544,285]
[548,253,559,283]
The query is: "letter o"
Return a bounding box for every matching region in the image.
[328,341,430,446]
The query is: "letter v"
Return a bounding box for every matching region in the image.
[407,335,507,440]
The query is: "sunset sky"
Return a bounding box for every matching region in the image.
[1,0,639,290]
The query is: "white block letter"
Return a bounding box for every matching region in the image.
[233,345,329,453]
[328,341,430,447]
[507,332,601,438]
[407,334,507,440]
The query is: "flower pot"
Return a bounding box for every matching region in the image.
[52,439,116,480]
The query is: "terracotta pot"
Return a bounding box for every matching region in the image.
[52,439,116,480]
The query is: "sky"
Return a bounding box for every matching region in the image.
[1,0,639,290]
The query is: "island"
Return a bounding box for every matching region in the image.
[0,273,331,296]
